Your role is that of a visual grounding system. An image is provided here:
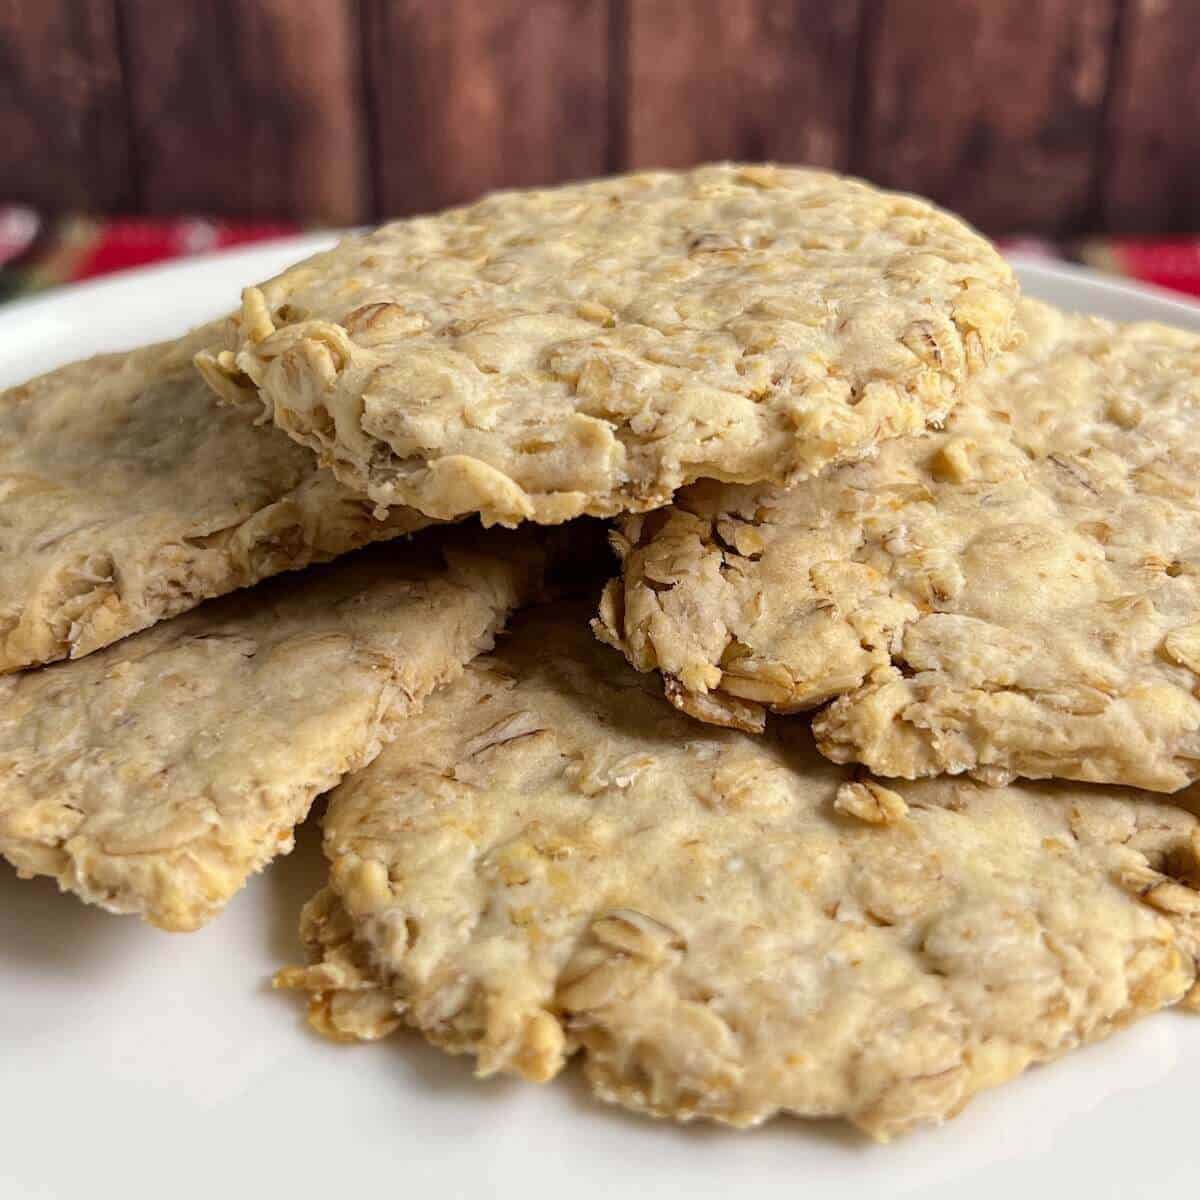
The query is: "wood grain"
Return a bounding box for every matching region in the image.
[1103,0,1200,232]
[624,0,863,170]
[854,0,1119,234]
[1,0,1195,234]
[0,0,131,211]
[119,0,366,222]
[363,0,611,218]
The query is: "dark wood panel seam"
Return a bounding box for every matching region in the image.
[111,0,144,212]
[606,0,629,173]
[1087,0,1132,233]
[846,0,881,178]
[355,0,382,222]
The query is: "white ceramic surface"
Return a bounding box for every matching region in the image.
[1,241,1198,1200]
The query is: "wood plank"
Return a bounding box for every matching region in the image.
[854,0,1119,235]
[1103,0,1200,232]
[364,0,611,218]
[0,0,131,211]
[119,0,366,223]
[624,0,863,170]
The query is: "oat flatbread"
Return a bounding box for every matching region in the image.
[0,324,430,673]
[596,299,1200,792]
[278,605,1200,1140]
[218,164,1017,527]
[0,527,547,930]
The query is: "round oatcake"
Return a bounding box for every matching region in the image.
[278,606,1200,1140]
[0,527,549,930]
[0,324,431,674]
[221,164,1017,526]
[596,299,1200,793]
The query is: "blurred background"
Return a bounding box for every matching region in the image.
[1,0,1198,291]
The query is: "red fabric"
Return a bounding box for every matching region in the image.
[0,209,302,300]
[1098,240,1200,299]
[71,218,300,281]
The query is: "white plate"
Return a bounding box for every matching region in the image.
[2,242,1198,1200]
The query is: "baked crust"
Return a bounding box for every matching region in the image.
[0,322,429,673]
[278,606,1200,1139]
[224,164,1017,526]
[0,528,546,930]
[597,300,1200,792]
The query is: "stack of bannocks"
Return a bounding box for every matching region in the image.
[3,165,1198,1140]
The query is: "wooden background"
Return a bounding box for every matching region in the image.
[1,0,1197,235]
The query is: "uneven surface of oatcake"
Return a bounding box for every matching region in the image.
[0,529,546,930]
[220,164,1017,526]
[278,607,1200,1140]
[0,322,430,673]
[596,299,1200,792]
